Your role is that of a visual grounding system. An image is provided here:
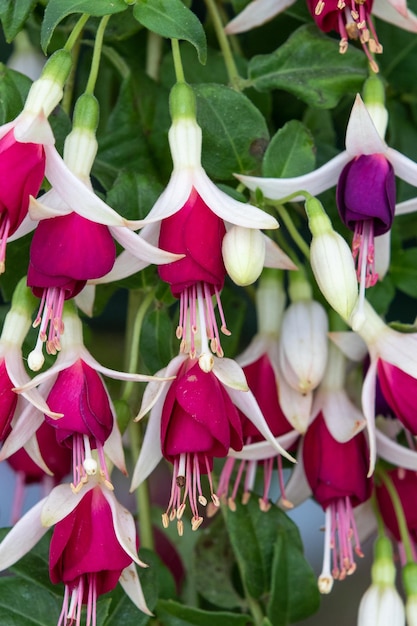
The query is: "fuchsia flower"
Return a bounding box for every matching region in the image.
[225,0,417,66]
[237,95,417,294]
[138,82,294,358]
[14,305,169,491]
[131,351,294,533]
[0,476,151,624]
[375,468,417,548]
[303,413,373,592]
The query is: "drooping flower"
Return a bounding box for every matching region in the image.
[25,94,181,357]
[375,468,417,546]
[237,93,417,290]
[0,49,72,272]
[138,81,294,358]
[225,0,417,70]
[303,413,373,592]
[14,303,171,491]
[131,351,295,533]
[0,475,151,624]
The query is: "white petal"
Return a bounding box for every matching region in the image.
[91,251,148,284]
[0,497,49,571]
[130,405,163,491]
[320,389,366,442]
[226,386,296,462]
[376,427,417,471]
[140,169,193,222]
[395,197,417,216]
[377,331,417,379]
[103,489,148,568]
[119,563,153,616]
[136,356,185,420]
[0,401,43,461]
[375,231,391,280]
[225,0,295,33]
[361,358,378,477]
[80,347,168,383]
[373,0,417,31]
[0,120,17,141]
[278,445,312,508]
[75,284,95,317]
[195,169,278,229]
[236,151,350,200]
[103,416,127,476]
[29,191,71,220]
[345,95,388,155]
[279,381,313,434]
[110,226,183,266]
[212,357,249,391]
[41,482,95,526]
[24,432,54,475]
[386,146,417,185]
[236,334,271,368]
[328,331,368,362]
[7,213,37,242]
[263,234,298,270]
[14,111,55,145]
[44,145,130,227]
[229,430,299,460]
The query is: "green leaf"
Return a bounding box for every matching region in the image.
[390,248,417,298]
[262,120,315,178]
[40,0,128,52]
[155,599,253,626]
[247,25,367,108]
[0,0,36,42]
[194,517,247,610]
[139,306,176,374]
[194,83,269,180]
[133,0,207,64]
[0,64,30,124]
[267,519,320,625]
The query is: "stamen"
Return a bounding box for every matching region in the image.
[0,215,10,274]
[318,507,334,594]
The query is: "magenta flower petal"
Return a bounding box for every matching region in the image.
[158,188,226,296]
[45,359,113,447]
[28,212,115,298]
[377,359,417,433]
[0,129,45,234]
[0,358,18,441]
[303,413,372,510]
[337,154,396,236]
[50,486,132,597]
[376,468,417,543]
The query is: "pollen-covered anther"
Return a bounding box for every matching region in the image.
[280,497,294,510]
[70,476,88,494]
[351,8,359,19]
[227,497,237,512]
[176,326,183,340]
[162,513,169,528]
[177,520,184,536]
[369,39,383,53]
[259,498,271,512]
[198,495,207,506]
[339,38,348,53]
[315,0,325,14]
[337,0,345,8]
[211,493,220,507]
[176,503,186,520]
[169,509,177,522]
[241,491,251,505]
[191,516,204,531]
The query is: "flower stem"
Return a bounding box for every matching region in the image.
[121,289,155,404]
[171,38,186,83]
[85,15,110,95]
[63,14,90,53]
[204,0,242,90]
[128,419,155,551]
[276,203,311,261]
[377,468,415,564]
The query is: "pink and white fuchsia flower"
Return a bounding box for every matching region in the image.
[0,475,151,625]
[136,81,294,358]
[130,350,295,533]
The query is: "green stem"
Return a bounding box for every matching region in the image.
[121,289,155,405]
[204,0,242,90]
[63,14,90,52]
[61,36,82,115]
[276,204,310,261]
[171,38,185,83]
[377,468,414,564]
[85,15,110,95]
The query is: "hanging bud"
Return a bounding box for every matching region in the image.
[306,196,358,324]
[222,226,265,286]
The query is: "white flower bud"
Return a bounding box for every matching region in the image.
[279,300,328,394]
[222,226,265,286]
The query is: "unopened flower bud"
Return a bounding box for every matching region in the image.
[63,94,100,180]
[403,563,417,626]
[23,49,72,119]
[306,197,358,323]
[222,226,265,286]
